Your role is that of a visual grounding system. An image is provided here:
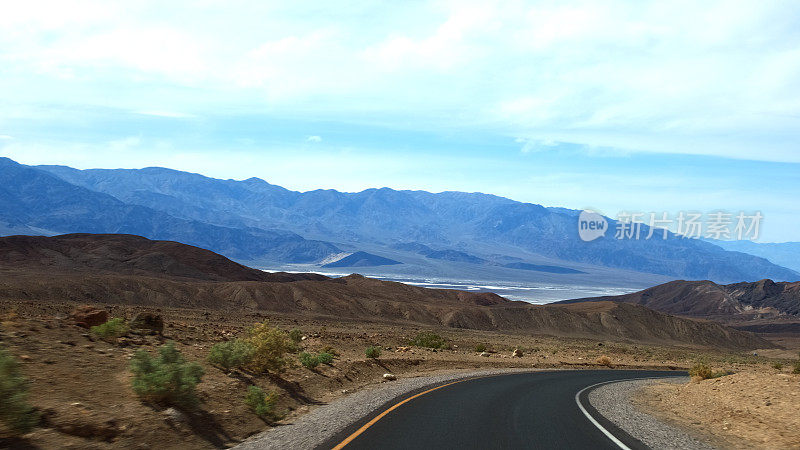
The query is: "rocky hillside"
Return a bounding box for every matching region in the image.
[0,234,774,350]
[561,279,800,329]
[0,234,327,282]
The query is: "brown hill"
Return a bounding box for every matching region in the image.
[561,279,800,333]
[0,233,326,282]
[0,234,774,350]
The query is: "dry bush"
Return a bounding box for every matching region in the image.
[246,322,296,374]
[596,355,613,367]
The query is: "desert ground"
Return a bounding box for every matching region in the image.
[1,298,797,449]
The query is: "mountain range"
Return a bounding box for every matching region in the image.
[0,156,797,285]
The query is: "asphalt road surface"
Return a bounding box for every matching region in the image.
[325,370,685,450]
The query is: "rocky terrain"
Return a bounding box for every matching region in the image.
[561,279,800,334]
[0,234,774,350]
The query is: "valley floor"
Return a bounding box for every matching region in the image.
[0,299,795,449]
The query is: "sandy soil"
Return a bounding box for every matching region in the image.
[635,371,800,449]
[0,299,788,449]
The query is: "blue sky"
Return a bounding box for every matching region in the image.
[1,1,799,241]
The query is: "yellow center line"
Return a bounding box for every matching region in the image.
[331,375,489,449]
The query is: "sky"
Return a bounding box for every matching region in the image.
[1,0,799,241]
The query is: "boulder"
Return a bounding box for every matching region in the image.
[70,306,108,328]
[512,348,523,358]
[480,352,491,357]
[383,373,397,381]
[129,312,164,334]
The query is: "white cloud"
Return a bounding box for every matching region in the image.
[306,135,322,143]
[0,1,799,161]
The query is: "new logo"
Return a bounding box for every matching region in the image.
[578,210,608,242]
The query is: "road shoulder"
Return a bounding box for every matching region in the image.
[587,377,718,450]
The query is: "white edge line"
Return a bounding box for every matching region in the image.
[575,376,668,450]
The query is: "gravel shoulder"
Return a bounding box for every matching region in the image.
[587,377,717,450]
[234,368,536,450]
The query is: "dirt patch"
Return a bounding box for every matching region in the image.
[634,371,800,449]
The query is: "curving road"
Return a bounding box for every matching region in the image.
[323,370,685,450]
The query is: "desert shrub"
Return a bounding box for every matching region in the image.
[772,362,783,371]
[689,363,730,380]
[90,317,128,340]
[130,342,204,409]
[245,386,277,418]
[316,352,334,365]
[596,355,613,367]
[689,363,714,380]
[208,339,254,371]
[474,344,487,353]
[321,346,340,357]
[793,360,800,374]
[365,346,381,359]
[0,349,38,435]
[288,329,303,344]
[410,332,447,349]
[298,352,320,369]
[246,322,296,374]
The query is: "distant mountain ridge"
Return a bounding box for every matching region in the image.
[0,157,796,283]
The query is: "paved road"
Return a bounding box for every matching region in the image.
[324,370,685,450]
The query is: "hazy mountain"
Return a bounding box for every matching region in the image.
[32,160,799,283]
[708,239,800,273]
[0,158,339,262]
[321,251,401,268]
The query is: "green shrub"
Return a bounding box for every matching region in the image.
[321,346,340,357]
[772,362,783,371]
[298,352,320,369]
[365,346,381,359]
[208,339,254,371]
[0,349,38,435]
[410,332,447,349]
[130,342,204,409]
[90,317,128,340]
[245,386,277,418]
[474,344,487,353]
[316,352,334,365]
[288,329,303,344]
[246,322,296,374]
[793,360,800,374]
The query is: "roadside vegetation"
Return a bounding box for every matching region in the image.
[246,321,297,374]
[245,386,277,419]
[689,363,730,380]
[410,332,448,349]
[365,345,381,359]
[208,339,254,371]
[130,342,204,409]
[0,348,38,435]
[90,317,128,341]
